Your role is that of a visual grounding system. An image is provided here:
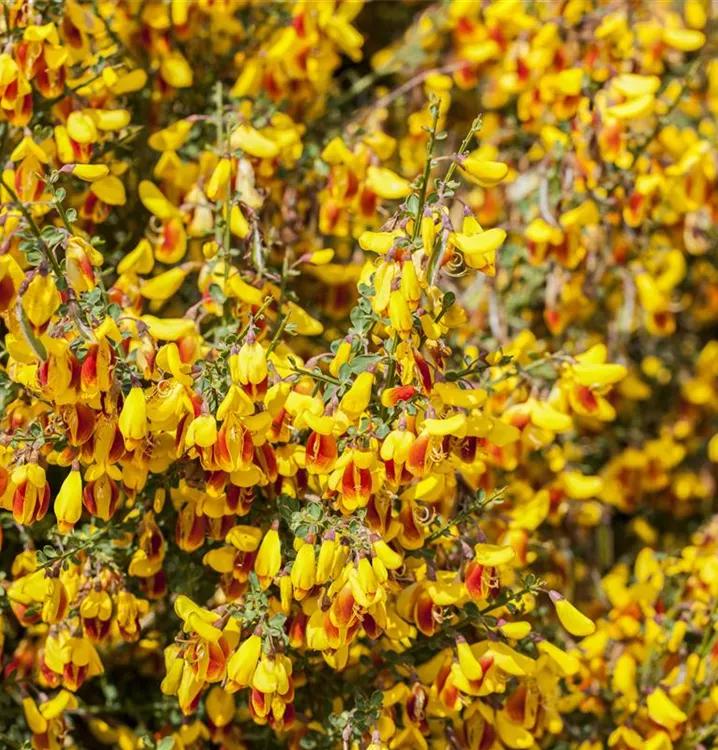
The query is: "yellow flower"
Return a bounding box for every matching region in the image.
[54,465,83,534]
[459,154,509,187]
[646,688,688,730]
[230,123,279,159]
[255,525,281,590]
[290,541,316,600]
[339,371,374,419]
[119,386,148,445]
[227,634,262,692]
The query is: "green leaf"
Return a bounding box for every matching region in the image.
[435,291,455,324]
[345,354,382,375]
[209,283,225,305]
[405,194,419,215]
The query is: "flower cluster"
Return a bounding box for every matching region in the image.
[567,515,718,749]
[0,2,715,749]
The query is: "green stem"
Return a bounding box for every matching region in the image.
[223,179,233,323]
[213,81,234,324]
[290,365,342,387]
[54,193,74,234]
[267,313,290,356]
[425,487,507,544]
[442,115,482,189]
[236,296,273,340]
[37,529,108,571]
[380,332,400,421]
[411,101,441,242]
[0,175,63,281]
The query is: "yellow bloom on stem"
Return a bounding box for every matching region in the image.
[549,591,596,636]
[226,633,262,692]
[119,386,148,446]
[459,153,509,187]
[290,541,316,600]
[646,687,688,730]
[339,371,374,419]
[54,463,82,534]
[255,523,281,590]
[230,123,279,159]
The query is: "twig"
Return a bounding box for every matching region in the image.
[289,365,342,387]
[236,296,274,341]
[380,332,401,421]
[411,99,441,242]
[36,529,108,571]
[0,175,63,280]
[266,313,290,356]
[538,173,558,227]
[352,62,465,125]
[425,487,507,544]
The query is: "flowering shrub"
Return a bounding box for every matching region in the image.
[0,1,716,749]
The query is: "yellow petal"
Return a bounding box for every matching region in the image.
[140,268,188,301]
[424,413,467,437]
[226,526,263,551]
[185,612,223,643]
[572,362,627,386]
[607,94,655,120]
[499,622,532,639]
[553,597,596,637]
[91,175,126,206]
[230,124,279,159]
[473,543,515,566]
[285,301,323,336]
[90,108,132,131]
[67,110,98,144]
[453,228,506,255]
[72,164,110,181]
[496,711,534,749]
[536,641,580,676]
[140,316,195,340]
[460,156,509,187]
[612,74,661,98]
[662,27,705,51]
[139,180,179,219]
[118,238,155,275]
[646,688,688,729]
[358,230,403,254]
[160,52,193,88]
[366,166,412,200]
